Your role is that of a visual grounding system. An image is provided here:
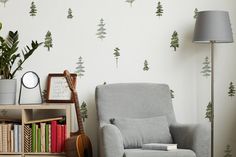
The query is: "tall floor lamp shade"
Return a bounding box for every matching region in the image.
[193,11,233,157]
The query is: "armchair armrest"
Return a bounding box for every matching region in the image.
[170,123,210,157]
[100,123,125,157]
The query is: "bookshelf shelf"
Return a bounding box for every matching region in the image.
[0,103,72,157]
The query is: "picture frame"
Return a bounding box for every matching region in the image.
[46,73,77,103]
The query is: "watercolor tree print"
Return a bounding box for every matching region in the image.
[80,101,88,122]
[113,47,120,68]
[143,60,149,71]
[75,56,85,78]
[170,31,179,51]
[156,1,163,17]
[67,8,73,19]
[224,145,232,157]
[126,0,135,7]
[96,18,106,40]
[228,82,235,97]
[29,1,37,17]
[201,56,211,77]
[44,31,53,51]
[194,8,198,19]
[205,102,212,122]
[0,0,8,7]
[170,89,174,99]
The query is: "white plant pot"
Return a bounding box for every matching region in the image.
[0,79,17,105]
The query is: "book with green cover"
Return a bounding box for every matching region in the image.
[32,123,36,152]
[37,128,41,152]
[45,124,49,152]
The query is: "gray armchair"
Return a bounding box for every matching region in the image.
[95,83,210,157]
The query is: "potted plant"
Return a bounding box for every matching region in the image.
[0,22,41,104]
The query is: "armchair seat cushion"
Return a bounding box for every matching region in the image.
[124,149,196,157]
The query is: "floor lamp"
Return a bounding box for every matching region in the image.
[193,11,233,157]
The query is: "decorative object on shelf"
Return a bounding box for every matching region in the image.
[29,1,37,17]
[44,31,53,51]
[170,89,174,99]
[96,18,106,40]
[64,70,93,157]
[126,0,135,7]
[194,8,198,19]
[193,10,234,157]
[156,1,163,17]
[228,82,235,97]
[67,8,73,19]
[170,31,179,51]
[80,101,88,122]
[201,56,211,77]
[143,60,149,71]
[113,47,120,68]
[75,56,85,78]
[205,102,212,122]
[224,144,232,157]
[46,73,77,103]
[18,71,43,104]
[0,23,41,104]
[0,0,8,7]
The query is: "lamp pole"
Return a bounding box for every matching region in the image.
[210,41,214,157]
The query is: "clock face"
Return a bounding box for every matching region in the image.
[22,71,39,89]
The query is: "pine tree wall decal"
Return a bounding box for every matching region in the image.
[201,56,211,77]
[194,8,199,19]
[228,82,235,97]
[156,1,163,17]
[67,8,73,19]
[205,102,212,122]
[75,56,85,78]
[80,101,88,122]
[0,0,8,7]
[143,60,149,71]
[96,18,106,40]
[224,145,232,157]
[126,0,135,7]
[170,89,174,99]
[170,31,179,51]
[29,1,37,17]
[113,47,120,68]
[44,31,53,51]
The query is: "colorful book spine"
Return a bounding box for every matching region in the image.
[18,125,22,152]
[13,124,18,152]
[32,123,37,152]
[37,128,41,152]
[40,123,46,152]
[0,124,2,152]
[7,124,12,152]
[51,121,57,153]
[45,124,49,152]
[56,125,62,153]
[61,125,65,152]
[48,124,51,152]
[2,124,8,152]
[24,125,32,153]
[10,130,14,152]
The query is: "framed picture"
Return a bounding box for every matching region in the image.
[46,73,77,103]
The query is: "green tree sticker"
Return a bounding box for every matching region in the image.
[126,0,135,7]
[75,56,85,78]
[96,18,106,40]
[113,47,120,68]
[228,82,235,97]
[194,8,198,19]
[80,101,88,122]
[143,60,149,71]
[170,89,174,99]
[0,0,8,7]
[67,8,73,19]
[170,31,179,51]
[156,1,163,17]
[224,145,232,157]
[205,102,212,122]
[44,31,53,51]
[29,1,37,17]
[201,56,211,77]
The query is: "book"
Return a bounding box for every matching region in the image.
[2,124,8,152]
[18,125,22,152]
[142,143,177,151]
[37,128,41,152]
[48,124,51,152]
[24,125,32,153]
[13,124,18,152]
[40,123,46,152]
[45,124,49,152]
[32,123,37,152]
[0,124,2,152]
[61,125,65,152]
[10,130,14,152]
[7,124,12,152]
[56,125,62,152]
[51,121,57,153]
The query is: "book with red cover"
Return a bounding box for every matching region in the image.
[61,125,65,152]
[56,125,62,153]
[51,121,57,153]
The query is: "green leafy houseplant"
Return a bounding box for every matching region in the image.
[0,23,42,79]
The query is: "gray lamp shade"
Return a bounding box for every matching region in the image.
[193,11,233,43]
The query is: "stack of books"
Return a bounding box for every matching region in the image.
[24,117,66,153]
[0,123,22,152]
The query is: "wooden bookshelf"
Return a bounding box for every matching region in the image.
[0,103,72,157]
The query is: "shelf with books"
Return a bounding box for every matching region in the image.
[0,104,72,157]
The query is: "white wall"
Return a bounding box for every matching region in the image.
[0,0,235,156]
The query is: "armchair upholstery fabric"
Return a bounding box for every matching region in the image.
[95,83,210,157]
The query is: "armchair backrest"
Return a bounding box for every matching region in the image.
[95,83,176,125]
